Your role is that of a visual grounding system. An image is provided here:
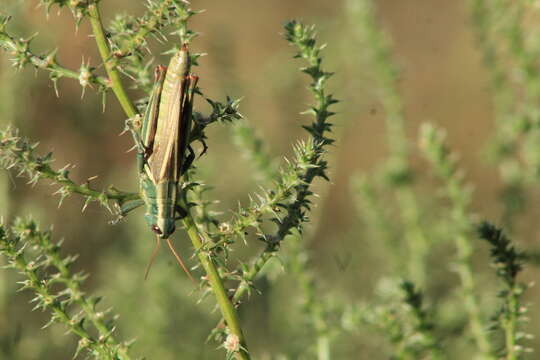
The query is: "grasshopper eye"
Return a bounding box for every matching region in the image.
[151,225,162,235]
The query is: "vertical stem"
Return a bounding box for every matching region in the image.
[88,3,248,358]
[87,3,138,118]
[396,188,428,287]
[504,289,518,360]
[317,335,330,360]
[455,234,493,358]
[182,215,251,360]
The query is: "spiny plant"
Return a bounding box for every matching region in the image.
[420,123,492,358]
[0,218,133,359]
[0,1,336,359]
[470,0,540,228]
[347,0,430,289]
[340,0,538,359]
[478,222,531,359]
[354,279,443,360]
[1,0,539,359]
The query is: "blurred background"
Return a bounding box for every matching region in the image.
[0,0,539,359]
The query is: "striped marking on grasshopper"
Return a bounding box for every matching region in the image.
[128,44,198,280]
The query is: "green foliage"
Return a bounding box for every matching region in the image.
[478,222,530,359]
[348,0,430,289]
[470,0,540,226]
[0,127,138,211]
[0,1,338,359]
[208,21,338,350]
[0,14,108,96]
[341,278,443,360]
[0,218,132,359]
[420,123,493,358]
[0,0,539,359]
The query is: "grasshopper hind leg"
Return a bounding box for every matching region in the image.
[180,145,196,175]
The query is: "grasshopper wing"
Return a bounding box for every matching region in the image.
[148,46,191,183]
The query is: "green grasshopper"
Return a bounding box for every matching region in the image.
[123,44,198,279]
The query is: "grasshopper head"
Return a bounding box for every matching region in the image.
[145,215,176,239]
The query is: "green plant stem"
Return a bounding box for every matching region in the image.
[90,3,249,357]
[5,231,130,359]
[317,335,330,360]
[0,20,109,88]
[87,3,137,118]
[43,236,131,359]
[182,215,250,360]
[505,290,518,360]
[455,234,492,357]
[396,188,428,287]
[16,256,109,357]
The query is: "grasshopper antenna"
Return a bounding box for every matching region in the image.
[144,236,161,280]
[166,238,195,283]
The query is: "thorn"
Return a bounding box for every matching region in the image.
[81,198,91,213]
[125,144,138,153]
[118,127,129,137]
[52,79,59,98]
[102,91,107,113]
[80,84,86,100]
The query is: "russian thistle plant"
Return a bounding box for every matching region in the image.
[478,222,531,359]
[0,0,539,359]
[0,218,132,359]
[0,1,336,359]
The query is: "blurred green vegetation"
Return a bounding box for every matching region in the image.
[0,0,539,359]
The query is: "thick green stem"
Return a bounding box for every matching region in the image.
[88,4,249,357]
[182,215,251,360]
[504,288,518,360]
[87,3,138,118]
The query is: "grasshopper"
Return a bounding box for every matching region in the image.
[124,44,198,279]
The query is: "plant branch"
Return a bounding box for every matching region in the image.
[0,15,109,93]
[87,3,137,118]
[478,222,530,360]
[211,21,337,329]
[348,0,429,287]
[0,127,139,211]
[0,218,133,359]
[420,123,494,358]
[182,215,251,360]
